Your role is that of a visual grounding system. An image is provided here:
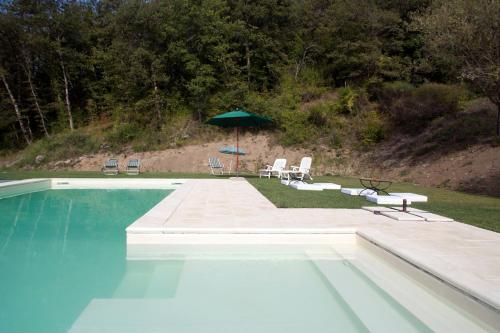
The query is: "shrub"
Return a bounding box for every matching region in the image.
[374,81,414,111]
[307,102,335,127]
[359,111,385,145]
[335,87,358,115]
[106,123,140,145]
[22,132,99,164]
[388,83,469,132]
[279,110,316,146]
[307,106,327,127]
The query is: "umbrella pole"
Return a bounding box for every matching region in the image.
[236,126,239,177]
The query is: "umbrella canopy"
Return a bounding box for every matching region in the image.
[219,146,246,155]
[207,108,272,176]
[206,109,272,128]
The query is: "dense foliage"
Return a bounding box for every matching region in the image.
[0,0,498,152]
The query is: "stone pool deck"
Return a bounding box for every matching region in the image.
[127,178,500,312]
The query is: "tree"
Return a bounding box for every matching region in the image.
[1,69,32,145]
[413,0,500,135]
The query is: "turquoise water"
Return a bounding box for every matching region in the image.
[0,189,170,333]
[1,190,496,333]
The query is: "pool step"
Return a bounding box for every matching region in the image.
[144,262,184,298]
[113,261,183,298]
[310,258,431,333]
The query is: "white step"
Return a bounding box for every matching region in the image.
[311,259,431,333]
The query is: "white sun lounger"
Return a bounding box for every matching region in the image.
[260,158,287,179]
[366,194,410,205]
[282,157,313,181]
[390,193,428,202]
[341,188,376,196]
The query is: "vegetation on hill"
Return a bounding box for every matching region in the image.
[0,0,498,162]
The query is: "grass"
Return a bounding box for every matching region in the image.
[2,170,499,233]
[0,170,216,179]
[247,176,500,233]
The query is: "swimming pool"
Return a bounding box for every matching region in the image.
[0,189,171,333]
[1,186,499,333]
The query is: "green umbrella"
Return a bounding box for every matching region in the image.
[207,108,272,176]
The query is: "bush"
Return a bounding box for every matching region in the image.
[359,111,385,145]
[279,110,317,146]
[307,102,336,127]
[335,87,358,115]
[387,83,469,132]
[106,123,140,146]
[22,132,99,164]
[373,81,414,111]
[429,109,496,146]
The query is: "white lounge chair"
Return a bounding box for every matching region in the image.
[126,159,140,175]
[208,157,225,175]
[283,157,313,182]
[102,158,119,175]
[259,158,287,178]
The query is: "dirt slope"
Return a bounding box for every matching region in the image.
[361,141,500,197]
[70,133,357,175]
[31,131,498,197]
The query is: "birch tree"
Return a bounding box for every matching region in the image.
[1,70,31,145]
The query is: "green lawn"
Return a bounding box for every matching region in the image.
[0,170,219,179]
[247,176,500,233]
[2,170,499,233]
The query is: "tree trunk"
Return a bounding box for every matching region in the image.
[59,55,74,131]
[27,72,50,137]
[21,50,50,138]
[26,115,34,142]
[1,74,32,145]
[294,47,310,82]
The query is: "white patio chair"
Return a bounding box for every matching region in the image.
[284,157,313,182]
[259,158,287,178]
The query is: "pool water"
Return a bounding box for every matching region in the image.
[0,189,170,333]
[1,190,498,333]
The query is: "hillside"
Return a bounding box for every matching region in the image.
[2,88,498,197]
[1,0,498,197]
